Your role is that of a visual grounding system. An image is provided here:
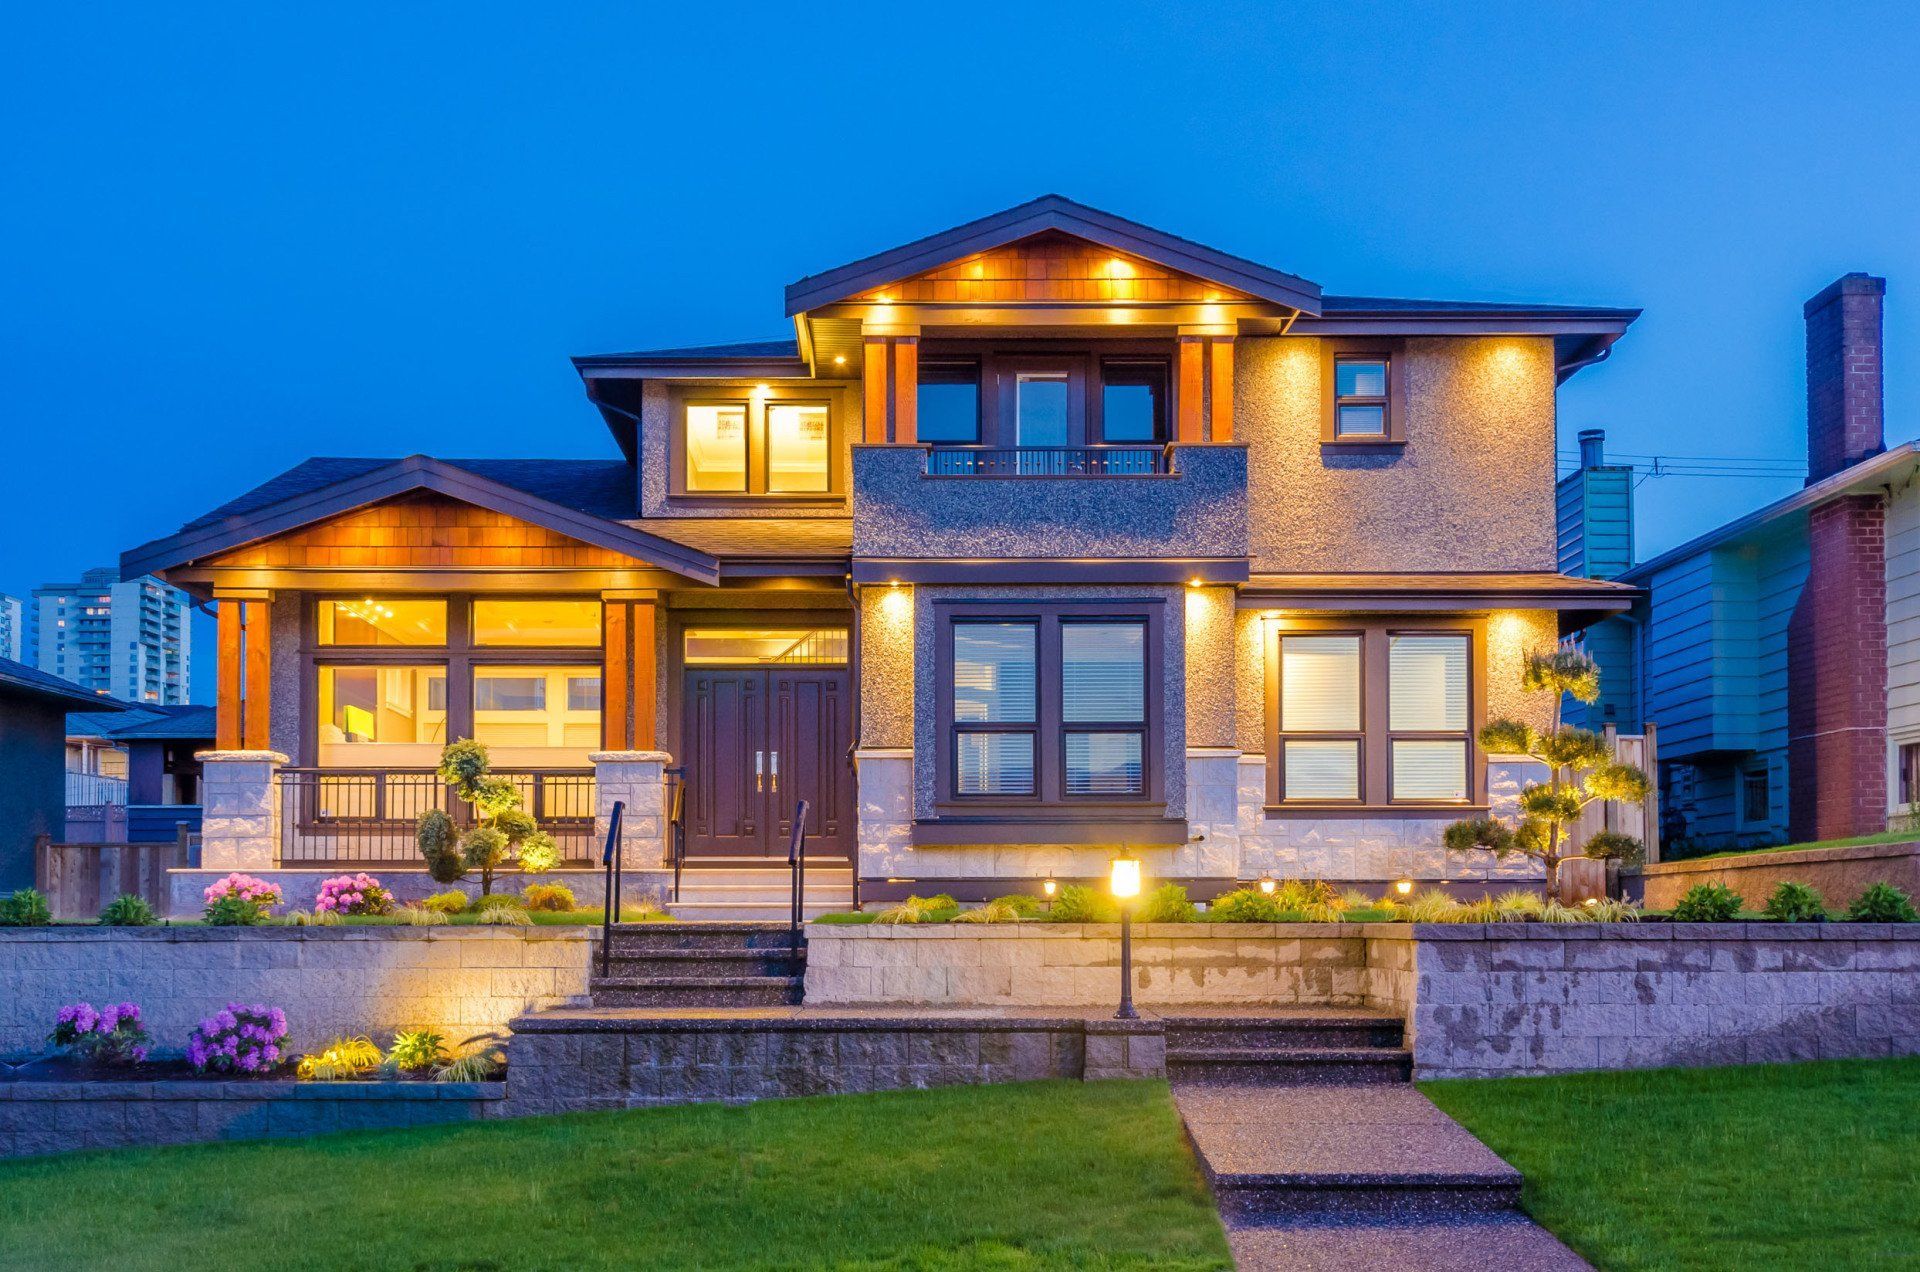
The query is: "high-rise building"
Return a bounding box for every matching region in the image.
[33,568,192,704]
[0,594,22,663]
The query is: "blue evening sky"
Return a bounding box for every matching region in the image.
[5,4,1917,702]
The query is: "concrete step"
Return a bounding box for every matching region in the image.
[1174,1084,1526,1228]
[605,922,806,952]
[1163,1015,1405,1051]
[666,901,847,922]
[1226,1218,1590,1271]
[588,975,804,1008]
[1165,1046,1413,1086]
[600,948,804,977]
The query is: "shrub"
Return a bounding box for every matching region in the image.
[474,906,532,926]
[202,873,281,924]
[992,893,1044,917]
[0,888,54,927]
[435,1039,506,1082]
[1455,895,1503,923]
[873,894,958,924]
[1047,883,1120,923]
[49,1002,150,1066]
[1206,888,1283,923]
[1337,887,1378,913]
[1584,898,1642,922]
[187,1003,289,1074]
[1495,889,1545,919]
[954,897,1024,924]
[397,905,449,926]
[387,1029,447,1074]
[1271,879,1340,913]
[421,890,470,915]
[417,808,465,884]
[1763,880,1829,923]
[437,738,491,794]
[1582,830,1646,866]
[460,827,510,896]
[1539,899,1594,923]
[517,831,562,874]
[315,872,395,917]
[1846,882,1919,923]
[522,883,576,913]
[1137,883,1197,923]
[296,1036,382,1082]
[92,893,156,927]
[1401,888,1463,923]
[285,908,341,926]
[471,892,526,912]
[1671,882,1743,922]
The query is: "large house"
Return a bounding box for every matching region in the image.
[125,197,1639,909]
[1562,274,1904,853]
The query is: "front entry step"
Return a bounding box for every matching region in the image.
[590,921,809,1008]
[588,975,804,1008]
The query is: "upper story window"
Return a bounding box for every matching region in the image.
[1269,619,1477,808]
[918,361,982,443]
[1321,342,1406,445]
[938,600,1162,808]
[917,348,1172,450]
[674,391,837,498]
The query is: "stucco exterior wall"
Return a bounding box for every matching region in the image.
[1183,585,1237,749]
[269,594,302,759]
[1236,336,1559,573]
[637,379,857,519]
[1486,608,1562,735]
[859,585,915,750]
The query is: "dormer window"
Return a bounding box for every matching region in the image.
[673,390,838,498]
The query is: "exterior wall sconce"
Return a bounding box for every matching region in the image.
[1110,853,1142,1021]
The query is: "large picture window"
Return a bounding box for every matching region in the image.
[939,602,1161,808]
[1267,619,1480,808]
[311,596,601,768]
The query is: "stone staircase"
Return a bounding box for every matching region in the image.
[589,922,806,1008]
[1166,1011,1588,1269]
[665,860,854,923]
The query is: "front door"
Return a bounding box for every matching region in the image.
[682,648,852,859]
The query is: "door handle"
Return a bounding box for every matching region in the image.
[755,751,764,792]
[770,750,779,793]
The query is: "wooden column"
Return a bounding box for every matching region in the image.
[890,336,918,444]
[216,597,272,750]
[862,338,891,443]
[1176,336,1206,442]
[601,595,659,751]
[1207,336,1235,442]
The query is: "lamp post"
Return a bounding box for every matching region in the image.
[1110,852,1142,1020]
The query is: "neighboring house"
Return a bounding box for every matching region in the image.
[34,567,192,705]
[64,703,214,843]
[124,196,1638,903]
[0,657,120,890]
[0,593,23,664]
[1563,274,1904,853]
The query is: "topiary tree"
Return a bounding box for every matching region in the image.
[460,826,510,896]
[416,807,465,884]
[428,739,539,896]
[1443,649,1650,900]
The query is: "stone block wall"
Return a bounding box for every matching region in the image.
[0,928,594,1057]
[164,867,668,921]
[1642,841,1920,911]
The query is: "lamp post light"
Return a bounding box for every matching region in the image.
[1394,877,1414,898]
[1110,852,1142,1020]
[1258,872,1276,896]
[1042,873,1057,901]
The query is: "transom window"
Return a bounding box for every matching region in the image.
[676,393,836,496]
[1270,620,1476,807]
[313,597,601,768]
[940,602,1161,806]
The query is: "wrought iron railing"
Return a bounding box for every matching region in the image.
[925,445,1167,477]
[276,767,596,866]
[787,798,811,946]
[599,800,624,976]
[664,766,687,903]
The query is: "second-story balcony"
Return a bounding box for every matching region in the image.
[852,442,1248,574]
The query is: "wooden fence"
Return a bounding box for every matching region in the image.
[1570,723,1661,863]
[33,829,194,921]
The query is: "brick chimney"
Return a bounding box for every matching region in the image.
[1804,272,1886,484]
[1788,273,1889,842]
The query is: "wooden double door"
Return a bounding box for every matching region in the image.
[682,667,852,859]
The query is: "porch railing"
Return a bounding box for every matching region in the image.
[66,770,129,807]
[925,445,1167,477]
[276,767,596,867]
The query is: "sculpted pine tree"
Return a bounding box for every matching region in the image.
[1443,649,1650,899]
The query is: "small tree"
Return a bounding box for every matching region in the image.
[416,808,464,884]
[1443,648,1650,899]
[427,739,536,896]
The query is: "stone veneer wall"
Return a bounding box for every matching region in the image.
[1642,841,1920,911]
[807,923,1920,1078]
[0,1081,502,1160]
[0,928,594,1057]
[163,867,669,921]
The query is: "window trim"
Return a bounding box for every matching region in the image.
[302,594,602,767]
[667,386,842,501]
[1320,340,1408,446]
[1264,615,1486,813]
[915,341,1178,452]
[934,599,1165,816]
[1272,630,1366,805]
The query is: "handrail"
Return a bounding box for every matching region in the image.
[925,445,1167,477]
[787,798,811,947]
[599,800,625,979]
[665,766,687,903]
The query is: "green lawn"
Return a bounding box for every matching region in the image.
[0,1080,1229,1271]
[1424,1058,1920,1271]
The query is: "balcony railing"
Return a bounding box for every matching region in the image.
[925,445,1167,477]
[66,770,129,808]
[276,767,595,867]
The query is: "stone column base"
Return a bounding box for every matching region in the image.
[194,750,287,872]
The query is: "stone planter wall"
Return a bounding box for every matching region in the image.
[1642,841,1920,911]
[804,923,1372,1007]
[0,1079,503,1160]
[0,928,594,1057]
[163,867,671,921]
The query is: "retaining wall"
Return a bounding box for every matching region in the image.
[163,868,671,921]
[0,928,594,1057]
[1642,840,1920,911]
[0,1080,502,1159]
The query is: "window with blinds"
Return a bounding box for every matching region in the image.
[952,623,1037,795]
[1278,634,1361,801]
[1388,634,1469,801]
[1062,622,1145,796]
